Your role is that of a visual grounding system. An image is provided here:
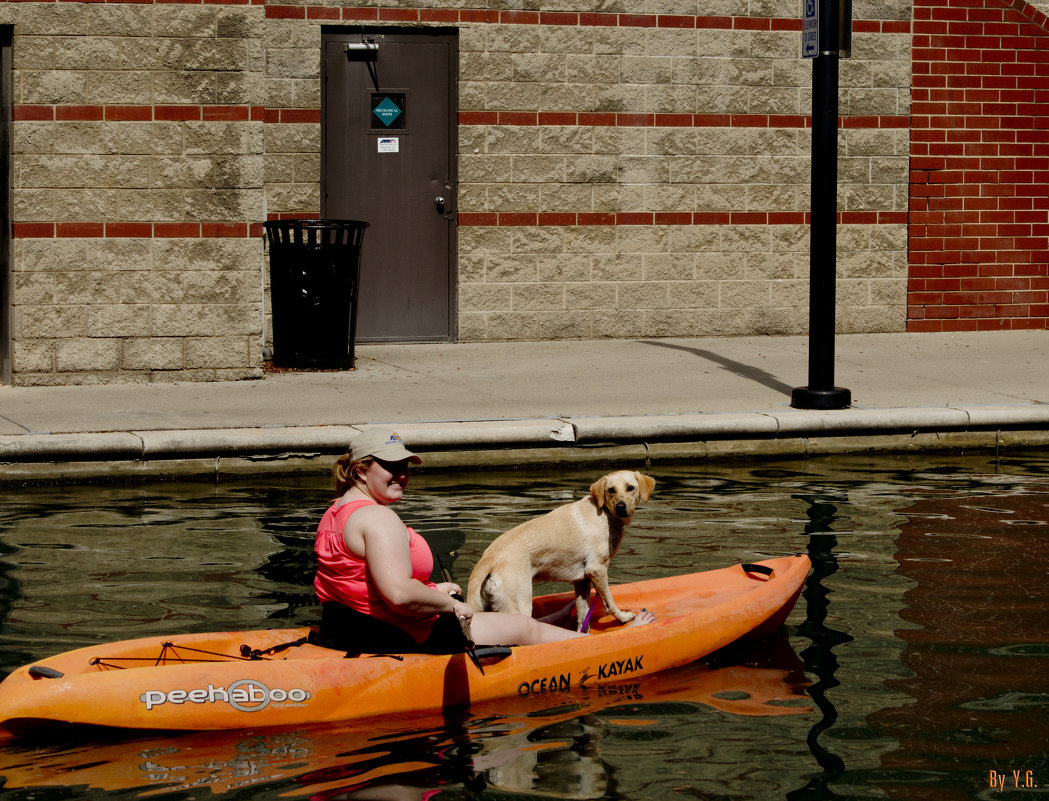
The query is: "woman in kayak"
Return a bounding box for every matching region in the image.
[315,428,654,654]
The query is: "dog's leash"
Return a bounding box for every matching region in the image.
[580,597,597,633]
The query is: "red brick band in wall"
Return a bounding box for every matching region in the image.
[13,223,264,238]
[11,214,909,237]
[13,105,265,123]
[458,112,909,129]
[457,211,908,227]
[265,4,908,34]
[16,105,908,129]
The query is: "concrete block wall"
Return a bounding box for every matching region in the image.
[4,0,914,384]
[908,0,1049,331]
[452,11,912,341]
[263,2,913,343]
[3,2,266,385]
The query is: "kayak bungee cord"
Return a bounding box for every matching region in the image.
[88,642,269,670]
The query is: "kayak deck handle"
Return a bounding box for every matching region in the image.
[473,645,512,663]
[28,665,65,680]
[741,563,774,581]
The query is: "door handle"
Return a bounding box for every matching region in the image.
[435,196,445,214]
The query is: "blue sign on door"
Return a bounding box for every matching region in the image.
[371,94,406,129]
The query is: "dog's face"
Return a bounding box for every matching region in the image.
[589,471,656,521]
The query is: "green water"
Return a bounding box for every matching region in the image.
[0,451,1047,800]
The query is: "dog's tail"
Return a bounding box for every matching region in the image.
[466,573,496,612]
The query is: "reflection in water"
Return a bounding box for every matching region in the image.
[787,494,853,801]
[0,452,1047,800]
[0,531,26,673]
[870,488,1049,799]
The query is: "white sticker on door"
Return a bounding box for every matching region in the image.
[378,137,399,153]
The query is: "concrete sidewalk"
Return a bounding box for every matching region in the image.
[1,331,1047,482]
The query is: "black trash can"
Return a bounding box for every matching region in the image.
[264,219,369,369]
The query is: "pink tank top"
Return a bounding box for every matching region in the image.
[314,498,439,642]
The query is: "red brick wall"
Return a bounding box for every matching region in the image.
[909,0,1049,331]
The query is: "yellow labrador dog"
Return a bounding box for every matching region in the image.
[467,470,656,631]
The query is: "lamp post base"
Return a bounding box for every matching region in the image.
[791,387,851,410]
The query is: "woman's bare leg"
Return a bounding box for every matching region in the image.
[535,600,575,627]
[469,611,581,645]
[469,608,654,646]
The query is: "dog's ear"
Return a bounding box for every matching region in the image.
[589,476,608,507]
[635,472,656,503]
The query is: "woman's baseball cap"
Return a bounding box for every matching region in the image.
[349,429,421,464]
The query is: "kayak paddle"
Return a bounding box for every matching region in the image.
[437,554,485,675]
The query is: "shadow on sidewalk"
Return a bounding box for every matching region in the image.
[638,339,794,397]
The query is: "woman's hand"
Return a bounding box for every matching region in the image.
[451,599,474,622]
[435,581,462,598]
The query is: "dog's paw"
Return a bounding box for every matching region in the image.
[614,610,636,624]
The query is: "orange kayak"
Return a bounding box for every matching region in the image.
[0,555,808,736]
[0,646,811,796]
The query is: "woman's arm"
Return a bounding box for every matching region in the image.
[350,505,472,619]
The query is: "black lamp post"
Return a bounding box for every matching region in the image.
[791,0,852,411]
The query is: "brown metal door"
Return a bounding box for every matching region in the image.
[322,28,457,342]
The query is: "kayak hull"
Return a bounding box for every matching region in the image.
[0,555,809,735]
